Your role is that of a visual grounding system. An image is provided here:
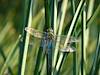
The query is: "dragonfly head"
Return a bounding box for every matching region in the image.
[47,28,54,35]
[47,28,53,32]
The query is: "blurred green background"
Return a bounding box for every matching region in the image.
[0,0,100,75]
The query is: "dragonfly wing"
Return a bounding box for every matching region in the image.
[69,37,79,43]
[25,27,44,38]
[60,46,76,52]
[54,35,79,44]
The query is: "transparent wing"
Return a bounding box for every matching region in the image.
[54,35,79,44]
[25,27,79,43]
[53,35,78,53]
[60,46,76,52]
[25,27,45,38]
[25,27,79,49]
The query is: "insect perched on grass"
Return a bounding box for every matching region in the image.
[25,27,79,75]
[25,27,79,53]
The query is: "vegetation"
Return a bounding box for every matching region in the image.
[0,0,100,75]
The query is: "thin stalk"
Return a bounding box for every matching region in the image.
[87,5,100,27]
[53,0,57,34]
[38,52,46,75]
[32,0,38,17]
[51,0,57,74]
[0,24,13,75]
[89,28,100,75]
[0,35,21,75]
[26,11,45,75]
[50,0,58,74]
[87,0,95,20]
[0,47,13,75]
[0,23,12,44]
[77,5,100,37]
[55,0,85,74]
[80,2,87,75]
[44,0,52,75]
[40,57,47,75]
[33,47,45,75]
[20,0,33,75]
[53,0,68,72]
[64,0,84,47]
[0,23,11,56]
[71,0,78,75]
[44,0,51,29]
[71,0,76,15]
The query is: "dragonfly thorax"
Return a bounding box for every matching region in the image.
[43,28,54,40]
[44,32,54,40]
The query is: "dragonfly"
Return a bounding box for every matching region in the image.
[25,27,79,52]
[25,27,79,75]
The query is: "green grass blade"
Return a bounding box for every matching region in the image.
[32,0,38,17]
[53,0,57,34]
[53,0,69,72]
[87,0,95,20]
[77,5,100,37]
[64,0,84,47]
[44,0,52,75]
[71,0,76,15]
[80,2,87,75]
[55,0,85,74]
[0,23,14,75]
[20,0,33,75]
[24,9,45,75]
[27,23,45,75]
[87,5,100,27]
[0,23,12,44]
[40,57,47,75]
[71,0,78,75]
[44,0,51,29]
[0,47,13,75]
[89,29,100,75]
[0,35,21,75]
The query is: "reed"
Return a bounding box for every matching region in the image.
[0,0,99,75]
